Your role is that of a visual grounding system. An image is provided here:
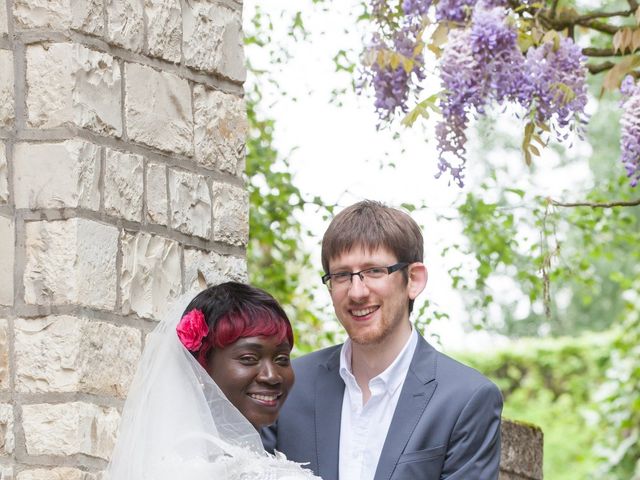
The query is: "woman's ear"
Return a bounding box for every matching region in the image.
[407,262,427,300]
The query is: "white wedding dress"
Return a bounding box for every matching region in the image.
[106,295,320,480]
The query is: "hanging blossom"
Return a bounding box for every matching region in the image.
[402,0,432,15]
[436,6,525,186]
[436,0,477,22]
[620,76,640,187]
[367,19,426,121]
[525,37,588,129]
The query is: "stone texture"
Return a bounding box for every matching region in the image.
[13,140,101,210]
[120,231,181,320]
[184,249,246,291]
[193,85,247,175]
[0,319,8,389]
[0,50,15,128]
[211,182,248,246]
[0,463,13,480]
[146,162,168,225]
[73,47,122,136]
[0,0,7,35]
[169,168,211,239]
[0,216,14,306]
[22,402,119,459]
[125,63,193,155]
[26,43,74,128]
[71,0,104,35]
[499,419,544,480]
[15,315,141,396]
[23,219,118,309]
[106,0,144,52]
[104,148,143,222]
[0,143,7,204]
[146,0,181,62]
[0,403,14,455]
[13,0,71,29]
[182,1,245,82]
[17,468,101,480]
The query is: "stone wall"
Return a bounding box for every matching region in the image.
[0,0,248,476]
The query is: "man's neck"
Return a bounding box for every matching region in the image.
[350,322,413,402]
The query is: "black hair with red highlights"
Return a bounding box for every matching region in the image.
[181,282,293,368]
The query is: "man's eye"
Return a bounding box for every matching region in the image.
[331,272,351,283]
[364,267,386,277]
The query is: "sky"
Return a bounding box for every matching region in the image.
[242,0,595,351]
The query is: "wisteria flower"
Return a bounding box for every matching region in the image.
[620,75,640,187]
[176,309,209,351]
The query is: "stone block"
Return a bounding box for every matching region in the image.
[71,0,104,35]
[17,468,101,480]
[23,219,118,309]
[146,162,168,226]
[15,315,141,397]
[146,0,181,62]
[73,47,122,136]
[0,319,9,389]
[184,249,246,291]
[193,85,246,175]
[0,216,14,306]
[0,403,14,455]
[26,43,74,128]
[0,50,15,129]
[104,148,143,222]
[0,143,7,204]
[125,63,193,156]
[211,182,248,246]
[13,0,71,29]
[106,0,144,52]
[499,419,544,480]
[168,168,210,238]
[22,402,119,459]
[0,0,7,35]
[13,140,101,210]
[0,463,13,480]
[120,231,181,320]
[182,1,245,82]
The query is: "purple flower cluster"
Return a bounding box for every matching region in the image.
[402,0,431,16]
[437,7,526,186]
[620,76,640,187]
[436,0,477,22]
[525,37,588,128]
[368,14,426,121]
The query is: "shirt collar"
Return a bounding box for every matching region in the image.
[339,326,418,396]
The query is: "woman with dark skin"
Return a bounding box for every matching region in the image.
[107,282,318,480]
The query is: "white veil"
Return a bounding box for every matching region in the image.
[106,294,319,480]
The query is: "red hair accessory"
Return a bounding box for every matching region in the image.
[176,309,209,351]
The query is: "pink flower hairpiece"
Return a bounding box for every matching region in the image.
[176,309,209,351]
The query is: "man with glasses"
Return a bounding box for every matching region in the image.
[263,200,503,480]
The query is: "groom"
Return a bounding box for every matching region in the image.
[263,200,503,479]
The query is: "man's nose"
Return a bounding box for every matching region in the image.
[348,273,369,299]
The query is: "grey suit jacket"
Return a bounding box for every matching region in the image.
[262,335,503,480]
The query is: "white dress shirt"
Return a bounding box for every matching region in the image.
[337,327,418,480]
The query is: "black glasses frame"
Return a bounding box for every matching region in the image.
[321,262,410,286]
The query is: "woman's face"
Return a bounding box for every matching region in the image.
[207,335,294,429]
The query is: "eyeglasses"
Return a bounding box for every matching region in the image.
[321,262,410,291]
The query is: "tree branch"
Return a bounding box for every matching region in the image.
[583,47,622,57]
[587,61,616,74]
[574,19,619,35]
[576,9,636,22]
[549,198,640,208]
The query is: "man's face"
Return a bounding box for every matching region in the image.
[327,246,424,346]
[207,336,294,429]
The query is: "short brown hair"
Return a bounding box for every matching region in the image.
[321,200,424,274]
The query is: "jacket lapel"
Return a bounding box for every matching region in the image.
[374,336,438,480]
[315,348,344,480]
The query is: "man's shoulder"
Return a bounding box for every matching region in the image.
[292,344,342,371]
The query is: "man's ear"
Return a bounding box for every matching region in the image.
[407,263,427,300]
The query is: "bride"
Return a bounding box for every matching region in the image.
[106,282,320,480]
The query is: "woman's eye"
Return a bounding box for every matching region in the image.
[239,355,258,364]
[275,355,290,366]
